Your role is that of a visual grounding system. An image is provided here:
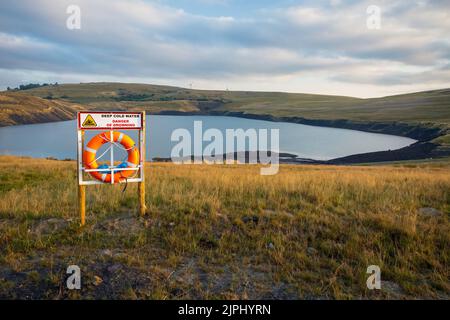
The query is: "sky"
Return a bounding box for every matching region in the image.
[0,0,449,98]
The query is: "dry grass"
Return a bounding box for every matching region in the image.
[0,156,448,299]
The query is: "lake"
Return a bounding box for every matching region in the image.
[0,115,416,161]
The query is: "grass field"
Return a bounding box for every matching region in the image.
[0,156,448,299]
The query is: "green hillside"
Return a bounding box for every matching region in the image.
[2,82,450,145]
[15,82,450,125]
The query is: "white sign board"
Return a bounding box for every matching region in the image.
[77,111,146,187]
[76,110,147,224]
[78,112,143,130]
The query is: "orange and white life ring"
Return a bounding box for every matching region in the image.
[82,131,139,183]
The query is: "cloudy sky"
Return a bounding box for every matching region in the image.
[0,0,449,97]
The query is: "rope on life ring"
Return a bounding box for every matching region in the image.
[82,131,139,183]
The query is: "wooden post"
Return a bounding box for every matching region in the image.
[79,185,86,226]
[139,112,146,216]
[78,129,86,226]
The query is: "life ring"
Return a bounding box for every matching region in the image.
[83,131,139,183]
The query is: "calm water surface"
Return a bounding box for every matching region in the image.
[0,115,416,161]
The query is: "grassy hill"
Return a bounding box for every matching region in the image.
[0,92,82,126]
[13,82,450,125]
[2,82,449,144]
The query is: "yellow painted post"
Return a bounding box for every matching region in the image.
[139,112,146,216]
[78,129,86,226]
[139,179,145,216]
[79,185,86,226]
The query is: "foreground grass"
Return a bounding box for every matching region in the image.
[0,156,448,299]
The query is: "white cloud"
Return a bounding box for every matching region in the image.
[0,0,449,97]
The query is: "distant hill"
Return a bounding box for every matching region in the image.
[12,82,450,125]
[1,82,449,144]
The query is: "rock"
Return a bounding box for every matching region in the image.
[242,215,259,224]
[419,207,443,217]
[113,252,127,259]
[107,264,122,273]
[382,281,404,297]
[198,238,218,249]
[93,275,103,286]
[101,249,113,257]
[267,242,275,250]
[33,218,68,235]
[170,288,184,297]
[307,247,318,255]
[264,283,298,300]
[263,210,294,218]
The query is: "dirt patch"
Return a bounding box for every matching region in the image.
[418,207,443,217]
[165,258,299,299]
[381,281,405,298]
[32,218,70,236]
[96,214,145,234]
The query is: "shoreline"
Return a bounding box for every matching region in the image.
[155,110,444,140]
[155,110,450,164]
[1,110,449,164]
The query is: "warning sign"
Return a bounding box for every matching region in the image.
[82,114,97,127]
[78,112,143,129]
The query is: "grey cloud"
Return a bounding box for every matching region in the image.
[332,64,450,86]
[0,0,449,90]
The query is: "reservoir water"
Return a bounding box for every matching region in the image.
[0,115,416,161]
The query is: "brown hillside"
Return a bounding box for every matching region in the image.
[0,92,82,127]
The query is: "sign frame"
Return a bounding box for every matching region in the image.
[76,111,147,225]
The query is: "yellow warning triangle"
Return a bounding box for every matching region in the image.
[82,114,97,127]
